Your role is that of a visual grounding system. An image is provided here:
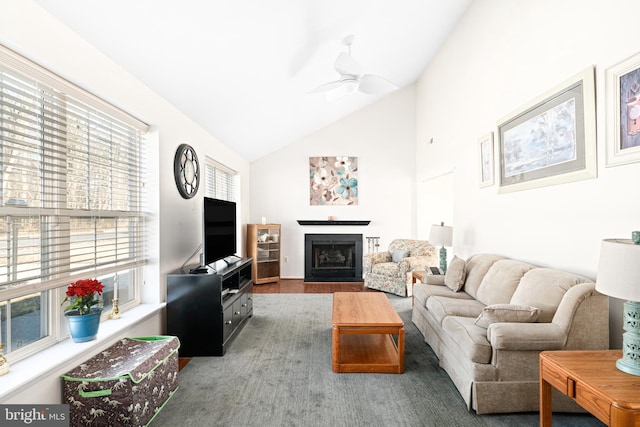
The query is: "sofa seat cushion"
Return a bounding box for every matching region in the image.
[442,315,492,364]
[426,296,485,325]
[412,283,474,311]
[371,261,402,278]
[510,268,591,322]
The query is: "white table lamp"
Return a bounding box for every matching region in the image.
[596,238,640,376]
[430,222,453,273]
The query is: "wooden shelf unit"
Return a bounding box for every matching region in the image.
[246,223,281,284]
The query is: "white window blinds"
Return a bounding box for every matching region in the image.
[0,44,149,297]
[205,158,236,202]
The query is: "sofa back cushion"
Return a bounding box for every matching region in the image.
[388,239,436,258]
[475,260,537,306]
[510,268,592,323]
[463,254,507,299]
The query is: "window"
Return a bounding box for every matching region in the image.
[0,44,149,360]
[204,157,237,202]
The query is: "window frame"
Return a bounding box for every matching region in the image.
[0,44,149,362]
[204,156,238,202]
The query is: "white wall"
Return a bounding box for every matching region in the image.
[416,0,640,348]
[0,0,250,402]
[250,85,417,278]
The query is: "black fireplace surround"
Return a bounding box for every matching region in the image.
[304,234,363,282]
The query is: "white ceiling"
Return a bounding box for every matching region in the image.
[34,0,471,161]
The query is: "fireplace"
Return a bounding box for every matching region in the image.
[304,234,363,282]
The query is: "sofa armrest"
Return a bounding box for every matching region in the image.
[553,283,609,350]
[363,252,391,273]
[424,275,445,286]
[487,322,566,351]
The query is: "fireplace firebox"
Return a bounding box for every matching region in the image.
[304,234,363,282]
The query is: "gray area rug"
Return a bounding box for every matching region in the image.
[152,294,604,427]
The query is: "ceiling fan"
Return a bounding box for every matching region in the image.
[309,35,398,102]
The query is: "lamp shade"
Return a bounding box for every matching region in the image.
[596,239,640,301]
[430,223,453,247]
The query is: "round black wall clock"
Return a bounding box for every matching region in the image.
[173,143,200,199]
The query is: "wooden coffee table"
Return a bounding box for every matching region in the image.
[331,292,404,373]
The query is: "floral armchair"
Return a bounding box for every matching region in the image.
[363,239,438,296]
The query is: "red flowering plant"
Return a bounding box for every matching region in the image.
[62,279,105,315]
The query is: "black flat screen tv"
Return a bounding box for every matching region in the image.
[203,197,237,266]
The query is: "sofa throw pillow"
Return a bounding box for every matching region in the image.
[474,304,540,329]
[444,255,466,291]
[391,249,409,263]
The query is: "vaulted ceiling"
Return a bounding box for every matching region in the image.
[35,0,471,161]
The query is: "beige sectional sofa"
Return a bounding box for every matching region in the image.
[411,253,609,414]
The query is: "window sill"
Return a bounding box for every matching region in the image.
[0,303,165,402]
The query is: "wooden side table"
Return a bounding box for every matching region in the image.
[410,270,427,305]
[540,350,640,426]
[411,270,427,283]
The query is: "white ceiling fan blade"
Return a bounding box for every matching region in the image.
[309,79,343,94]
[358,74,398,94]
[324,78,359,102]
[334,52,362,76]
[325,86,351,103]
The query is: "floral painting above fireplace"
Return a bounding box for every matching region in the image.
[309,156,358,205]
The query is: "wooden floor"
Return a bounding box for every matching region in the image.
[252,278,373,294]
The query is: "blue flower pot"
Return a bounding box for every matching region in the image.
[65,308,102,343]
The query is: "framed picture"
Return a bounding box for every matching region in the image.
[605,51,640,167]
[309,156,358,205]
[497,67,597,193]
[478,132,494,188]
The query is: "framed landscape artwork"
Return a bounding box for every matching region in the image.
[478,132,494,188]
[496,67,597,193]
[605,51,640,167]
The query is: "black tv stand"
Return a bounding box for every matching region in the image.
[222,255,241,266]
[167,258,253,356]
[189,266,210,274]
